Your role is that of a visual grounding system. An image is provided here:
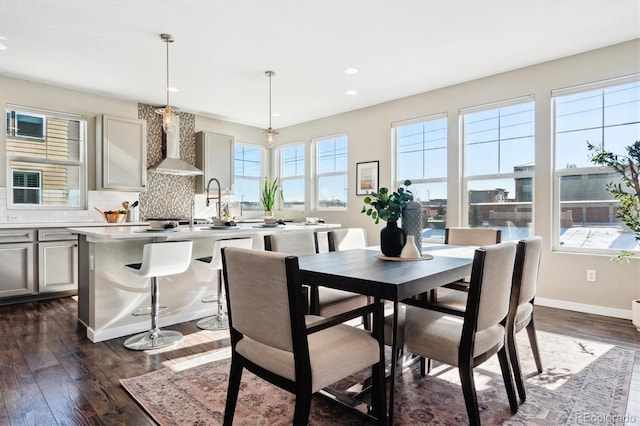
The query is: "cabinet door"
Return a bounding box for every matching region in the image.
[195,131,234,194]
[38,240,78,293]
[0,243,34,298]
[96,115,147,191]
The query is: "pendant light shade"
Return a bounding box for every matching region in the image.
[155,33,179,133]
[263,70,278,148]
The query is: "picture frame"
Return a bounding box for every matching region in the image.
[356,161,379,195]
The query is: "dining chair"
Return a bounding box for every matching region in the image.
[221,247,386,425]
[506,236,543,401]
[401,241,520,425]
[429,227,502,301]
[328,228,368,251]
[264,231,370,324]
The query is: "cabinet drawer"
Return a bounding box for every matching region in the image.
[38,228,78,242]
[0,229,35,243]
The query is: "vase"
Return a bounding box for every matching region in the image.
[400,235,421,259]
[401,201,423,255]
[380,221,406,257]
[263,210,273,218]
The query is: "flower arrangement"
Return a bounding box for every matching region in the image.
[361,180,413,224]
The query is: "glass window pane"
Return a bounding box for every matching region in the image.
[397,117,447,181]
[282,179,304,209]
[317,175,347,209]
[316,135,348,209]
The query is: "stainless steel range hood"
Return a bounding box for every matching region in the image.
[148,115,203,176]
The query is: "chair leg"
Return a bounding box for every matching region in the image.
[458,361,481,425]
[371,360,387,425]
[293,387,312,426]
[526,318,543,373]
[507,329,527,402]
[497,346,519,414]
[223,358,243,426]
[419,357,426,376]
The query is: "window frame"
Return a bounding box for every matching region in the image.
[313,133,348,211]
[6,104,87,210]
[551,74,640,254]
[277,141,306,210]
[460,96,536,239]
[230,141,265,212]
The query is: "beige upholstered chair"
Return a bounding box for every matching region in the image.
[123,240,193,350]
[195,237,253,330]
[221,247,386,425]
[328,228,368,251]
[507,236,543,401]
[430,227,502,301]
[264,231,369,322]
[402,241,519,424]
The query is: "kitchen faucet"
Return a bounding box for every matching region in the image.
[206,177,222,219]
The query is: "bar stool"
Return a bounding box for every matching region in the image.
[196,237,253,330]
[123,240,193,350]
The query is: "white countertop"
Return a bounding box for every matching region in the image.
[68,222,339,241]
[0,222,146,229]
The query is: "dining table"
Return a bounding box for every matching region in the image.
[297,244,474,425]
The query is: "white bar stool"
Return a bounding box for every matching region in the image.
[196,237,253,330]
[123,240,193,350]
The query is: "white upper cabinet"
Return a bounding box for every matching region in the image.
[96,115,147,191]
[195,131,234,194]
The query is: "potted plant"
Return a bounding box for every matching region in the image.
[261,176,282,217]
[361,180,413,256]
[588,140,640,330]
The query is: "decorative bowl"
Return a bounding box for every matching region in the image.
[104,212,126,223]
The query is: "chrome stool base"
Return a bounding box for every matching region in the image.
[124,329,183,350]
[196,314,229,330]
[131,305,168,316]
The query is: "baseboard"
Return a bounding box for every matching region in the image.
[536,297,633,320]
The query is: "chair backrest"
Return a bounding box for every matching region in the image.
[464,241,517,334]
[328,228,367,251]
[138,240,193,277]
[516,236,542,305]
[445,227,501,247]
[222,247,306,354]
[264,231,318,256]
[210,237,253,270]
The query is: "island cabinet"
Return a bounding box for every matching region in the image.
[96,114,147,192]
[195,131,234,195]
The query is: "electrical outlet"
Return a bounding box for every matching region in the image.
[6,215,19,222]
[586,269,597,282]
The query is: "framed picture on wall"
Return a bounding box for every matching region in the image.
[356,161,379,195]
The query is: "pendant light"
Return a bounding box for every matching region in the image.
[156,33,179,133]
[263,70,278,148]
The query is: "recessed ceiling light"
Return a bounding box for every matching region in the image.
[0,44,7,51]
[167,87,178,92]
[345,90,358,96]
[344,67,359,75]
[272,112,280,117]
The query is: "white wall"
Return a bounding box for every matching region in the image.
[275,39,640,317]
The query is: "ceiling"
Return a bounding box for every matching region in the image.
[0,1,638,129]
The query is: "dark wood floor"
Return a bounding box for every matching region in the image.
[1,297,639,425]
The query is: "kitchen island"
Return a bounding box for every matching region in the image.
[69,223,339,342]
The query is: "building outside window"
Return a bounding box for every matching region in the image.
[461,97,535,241]
[278,142,305,209]
[393,114,448,241]
[230,142,262,211]
[553,77,640,252]
[6,104,86,208]
[314,134,348,209]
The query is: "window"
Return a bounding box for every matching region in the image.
[230,143,263,211]
[278,143,305,209]
[6,104,86,208]
[462,97,535,241]
[553,77,640,252]
[394,114,448,241]
[315,134,348,209]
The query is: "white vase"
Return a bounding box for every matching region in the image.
[632,299,640,332]
[400,235,421,259]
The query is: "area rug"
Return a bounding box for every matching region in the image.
[121,331,636,425]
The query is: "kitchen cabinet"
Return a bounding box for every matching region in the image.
[96,114,147,192]
[0,229,35,298]
[37,229,78,293]
[195,131,234,195]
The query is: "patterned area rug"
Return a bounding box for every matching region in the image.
[121,331,635,425]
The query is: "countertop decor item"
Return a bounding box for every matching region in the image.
[261,176,282,217]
